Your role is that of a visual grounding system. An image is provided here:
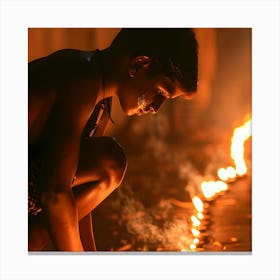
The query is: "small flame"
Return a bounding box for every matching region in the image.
[217,167,228,181]
[225,166,237,179]
[201,180,228,199]
[192,196,204,212]
[191,215,201,227]
[191,228,200,237]
[190,243,196,250]
[192,238,200,245]
[197,212,204,220]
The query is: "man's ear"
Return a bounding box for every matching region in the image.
[128,56,151,77]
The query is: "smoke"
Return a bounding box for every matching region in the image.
[110,134,240,251]
[178,149,230,198]
[111,113,240,250]
[114,184,192,251]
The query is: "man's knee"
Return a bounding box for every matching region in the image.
[80,137,127,188]
[100,137,127,188]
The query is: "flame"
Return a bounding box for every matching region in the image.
[190,243,196,250]
[217,166,237,181]
[192,196,204,212]
[191,215,201,227]
[217,167,228,181]
[201,117,251,202]
[191,228,200,237]
[217,117,251,182]
[200,180,228,199]
[192,238,200,245]
[186,116,251,251]
[225,166,237,179]
[231,118,251,175]
[197,212,204,220]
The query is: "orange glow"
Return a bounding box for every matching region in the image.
[190,243,196,250]
[192,238,200,244]
[226,166,237,178]
[215,180,228,191]
[217,117,251,182]
[197,212,204,220]
[191,215,201,227]
[191,228,200,237]
[236,164,247,177]
[201,180,228,199]
[201,181,216,199]
[231,118,252,176]
[187,116,251,252]
[192,196,204,212]
[217,167,228,181]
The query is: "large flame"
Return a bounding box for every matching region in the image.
[217,117,252,181]
[230,118,252,176]
[214,117,251,184]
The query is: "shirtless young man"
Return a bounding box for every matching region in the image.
[28,28,198,251]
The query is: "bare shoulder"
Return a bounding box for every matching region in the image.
[28,49,99,145]
[29,49,99,117]
[29,49,98,91]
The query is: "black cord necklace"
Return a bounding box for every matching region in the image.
[86,49,113,139]
[87,50,106,138]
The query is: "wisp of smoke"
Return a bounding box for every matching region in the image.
[115,184,192,250]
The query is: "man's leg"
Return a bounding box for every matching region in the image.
[28,137,127,251]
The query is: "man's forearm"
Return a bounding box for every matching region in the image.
[41,190,84,251]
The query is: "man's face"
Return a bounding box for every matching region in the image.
[118,62,186,116]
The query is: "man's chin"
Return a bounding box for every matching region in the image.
[127,108,141,116]
[126,111,137,117]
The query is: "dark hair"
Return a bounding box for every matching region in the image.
[110,28,198,94]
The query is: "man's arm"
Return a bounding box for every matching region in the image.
[38,78,97,251]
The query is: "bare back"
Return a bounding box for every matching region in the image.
[28,49,105,250]
[28,49,100,151]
